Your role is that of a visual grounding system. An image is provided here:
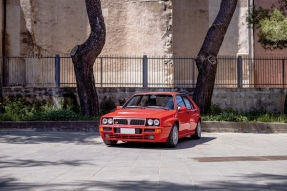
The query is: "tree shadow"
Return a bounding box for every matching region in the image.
[0,173,286,190]
[0,158,95,169]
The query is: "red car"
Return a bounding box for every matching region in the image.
[99,92,201,147]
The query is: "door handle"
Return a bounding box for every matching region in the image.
[186,112,189,114]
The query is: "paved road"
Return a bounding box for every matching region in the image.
[0,132,287,191]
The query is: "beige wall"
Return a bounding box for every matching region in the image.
[101,0,172,56]
[173,0,209,57]
[173,0,251,57]
[210,0,251,56]
[5,0,171,56]
[4,0,252,57]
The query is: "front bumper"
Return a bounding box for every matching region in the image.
[99,125,169,143]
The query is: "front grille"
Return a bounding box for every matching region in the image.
[113,118,146,126]
[130,119,145,125]
[114,119,128,125]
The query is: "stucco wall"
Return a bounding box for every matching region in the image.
[173,0,252,57]
[173,0,209,57]
[5,0,172,56]
[101,0,172,56]
[4,0,252,57]
[209,0,251,56]
[3,87,287,113]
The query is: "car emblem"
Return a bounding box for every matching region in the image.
[128,119,131,124]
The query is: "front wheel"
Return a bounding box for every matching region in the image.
[193,121,201,139]
[165,123,179,148]
[103,140,118,146]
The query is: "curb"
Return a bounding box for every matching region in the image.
[202,121,287,133]
[0,121,99,132]
[0,121,287,133]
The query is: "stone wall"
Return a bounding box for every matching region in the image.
[2,87,287,113]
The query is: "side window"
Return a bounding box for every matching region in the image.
[182,96,193,110]
[176,95,185,107]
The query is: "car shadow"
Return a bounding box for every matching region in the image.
[108,136,216,150]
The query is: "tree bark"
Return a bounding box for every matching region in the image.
[70,0,105,116]
[193,0,238,114]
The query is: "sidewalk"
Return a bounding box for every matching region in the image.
[0,132,287,191]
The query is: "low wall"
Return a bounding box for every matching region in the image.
[2,87,287,113]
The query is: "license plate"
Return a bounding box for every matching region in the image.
[120,128,135,134]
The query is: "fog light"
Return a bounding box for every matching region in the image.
[149,135,154,140]
[104,134,110,138]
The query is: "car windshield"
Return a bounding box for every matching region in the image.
[123,94,174,110]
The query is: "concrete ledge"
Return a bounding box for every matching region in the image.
[0,121,287,133]
[0,121,99,132]
[202,121,287,133]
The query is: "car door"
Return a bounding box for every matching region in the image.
[181,95,197,132]
[176,95,189,136]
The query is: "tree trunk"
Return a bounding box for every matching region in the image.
[70,0,106,116]
[193,0,238,114]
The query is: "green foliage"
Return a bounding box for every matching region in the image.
[27,109,79,121]
[0,98,98,121]
[258,9,287,49]
[246,1,287,50]
[247,5,271,27]
[203,104,287,123]
[100,96,116,115]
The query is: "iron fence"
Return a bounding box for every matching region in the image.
[0,55,286,88]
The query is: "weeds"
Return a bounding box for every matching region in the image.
[203,104,287,123]
[0,98,99,121]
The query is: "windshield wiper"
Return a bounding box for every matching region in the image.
[125,106,145,109]
[145,106,168,110]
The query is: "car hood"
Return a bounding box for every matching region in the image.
[103,108,176,118]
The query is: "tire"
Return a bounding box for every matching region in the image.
[193,121,201,139]
[103,140,118,146]
[165,123,179,148]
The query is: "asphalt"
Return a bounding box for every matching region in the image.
[0,132,287,191]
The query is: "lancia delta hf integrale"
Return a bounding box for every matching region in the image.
[99,92,201,147]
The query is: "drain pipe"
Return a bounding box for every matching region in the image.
[0,0,6,111]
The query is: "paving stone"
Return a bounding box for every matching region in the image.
[0,132,286,190]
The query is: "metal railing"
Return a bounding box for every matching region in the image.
[1,55,286,88]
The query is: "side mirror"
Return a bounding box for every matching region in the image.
[178,106,187,112]
[116,106,122,110]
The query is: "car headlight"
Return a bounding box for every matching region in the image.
[154,119,160,126]
[102,118,108,125]
[147,119,154,126]
[108,118,113,125]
